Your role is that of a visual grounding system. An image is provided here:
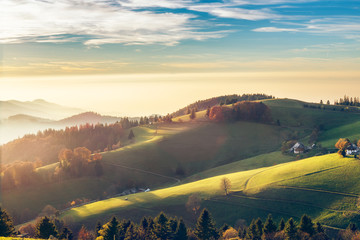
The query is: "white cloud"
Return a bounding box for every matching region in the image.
[188,6,279,20]
[253,27,299,32]
[0,0,225,45]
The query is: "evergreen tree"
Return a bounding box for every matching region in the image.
[278,218,285,231]
[99,216,119,240]
[246,220,259,240]
[118,220,131,240]
[35,216,58,239]
[194,209,219,240]
[153,212,170,240]
[124,223,139,240]
[128,129,135,140]
[59,226,73,240]
[299,214,315,236]
[284,218,297,240]
[140,217,148,231]
[95,221,102,237]
[168,217,179,238]
[174,218,188,240]
[190,108,196,120]
[255,218,263,237]
[206,107,210,118]
[0,208,15,237]
[263,214,277,235]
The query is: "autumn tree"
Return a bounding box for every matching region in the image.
[335,138,350,157]
[0,208,15,237]
[78,225,93,240]
[220,177,232,196]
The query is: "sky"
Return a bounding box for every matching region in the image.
[1,0,360,116]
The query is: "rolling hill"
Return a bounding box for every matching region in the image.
[61,153,360,229]
[4,97,360,230]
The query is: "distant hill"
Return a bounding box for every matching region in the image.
[0,99,83,120]
[56,112,122,126]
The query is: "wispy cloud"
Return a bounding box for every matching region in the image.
[0,0,225,46]
[253,27,298,32]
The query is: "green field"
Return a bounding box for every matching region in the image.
[6,98,360,229]
[62,153,360,229]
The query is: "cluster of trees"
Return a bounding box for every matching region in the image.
[335,95,360,107]
[6,205,360,240]
[1,161,41,191]
[1,122,126,165]
[208,102,272,123]
[172,94,275,118]
[56,147,103,178]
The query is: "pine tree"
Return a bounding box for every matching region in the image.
[246,220,259,240]
[124,223,139,240]
[128,129,135,140]
[0,208,15,237]
[194,209,219,240]
[118,220,131,240]
[153,212,170,240]
[255,218,263,237]
[263,214,277,234]
[284,218,297,240]
[95,221,102,237]
[299,214,315,236]
[99,216,119,240]
[140,217,148,231]
[174,218,187,240]
[35,216,58,239]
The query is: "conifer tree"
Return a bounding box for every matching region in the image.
[35,216,58,239]
[284,218,297,240]
[194,209,219,240]
[153,212,170,240]
[174,218,188,240]
[95,221,102,237]
[128,129,135,140]
[299,214,315,236]
[124,223,139,240]
[118,220,131,240]
[0,208,15,237]
[246,220,259,240]
[98,216,119,240]
[255,218,263,237]
[263,214,277,235]
[278,218,285,231]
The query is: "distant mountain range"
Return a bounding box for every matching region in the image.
[0,99,83,120]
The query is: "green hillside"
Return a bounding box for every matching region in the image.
[62,154,360,229]
[6,98,360,227]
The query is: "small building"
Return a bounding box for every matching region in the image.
[346,144,359,156]
[290,142,306,154]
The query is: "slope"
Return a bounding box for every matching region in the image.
[61,154,360,229]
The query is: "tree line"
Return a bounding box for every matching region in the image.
[172,94,275,118]
[3,206,359,239]
[335,95,360,107]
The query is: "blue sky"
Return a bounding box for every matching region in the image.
[1,0,359,76]
[0,0,360,116]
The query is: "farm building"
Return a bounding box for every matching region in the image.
[290,142,306,154]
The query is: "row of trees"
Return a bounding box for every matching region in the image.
[7,206,360,240]
[335,95,360,107]
[208,102,272,123]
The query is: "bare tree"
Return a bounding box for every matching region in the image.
[220,177,232,196]
[186,193,201,217]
